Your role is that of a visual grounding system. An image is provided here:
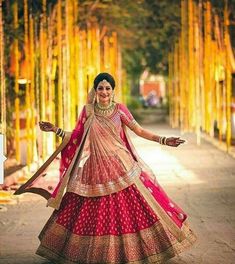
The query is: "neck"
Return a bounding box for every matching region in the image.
[98,101,110,107]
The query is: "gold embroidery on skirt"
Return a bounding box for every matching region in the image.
[36,220,196,264]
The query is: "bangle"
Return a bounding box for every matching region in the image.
[55,128,61,135]
[159,136,167,145]
[55,127,65,138]
[163,137,167,145]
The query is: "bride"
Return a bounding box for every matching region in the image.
[14,72,196,263]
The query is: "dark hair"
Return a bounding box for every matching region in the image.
[93,72,115,90]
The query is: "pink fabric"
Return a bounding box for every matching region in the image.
[140,172,187,228]
[119,103,136,127]
[60,106,87,172]
[51,106,87,198]
[56,184,159,236]
[80,156,132,184]
[118,104,186,228]
[70,113,137,187]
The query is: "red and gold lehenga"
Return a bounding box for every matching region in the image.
[14,102,197,264]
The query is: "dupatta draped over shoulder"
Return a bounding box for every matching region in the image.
[14,103,191,242]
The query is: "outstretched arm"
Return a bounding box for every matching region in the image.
[119,103,185,147]
[132,125,160,142]
[131,125,185,147]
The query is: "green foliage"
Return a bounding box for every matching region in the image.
[76,0,181,80]
[76,0,235,81]
[126,95,142,110]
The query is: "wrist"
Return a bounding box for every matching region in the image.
[52,126,58,133]
[55,127,65,138]
[159,136,167,145]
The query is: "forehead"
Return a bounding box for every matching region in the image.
[97,79,112,87]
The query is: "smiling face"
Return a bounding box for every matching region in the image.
[96,79,113,105]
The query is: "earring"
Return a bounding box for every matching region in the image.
[92,93,96,104]
[88,88,96,104]
[96,92,99,103]
[111,92,115,102]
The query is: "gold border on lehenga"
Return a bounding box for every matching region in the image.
[36,220,197,264]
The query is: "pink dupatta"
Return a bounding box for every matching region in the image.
[117,104,189,241]
[14,106,89,204]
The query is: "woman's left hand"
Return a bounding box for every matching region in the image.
[166,137,185,147]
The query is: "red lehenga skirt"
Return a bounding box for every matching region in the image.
[36,182,196,263]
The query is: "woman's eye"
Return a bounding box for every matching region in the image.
[106,87,111,90]
[97,87,104,91]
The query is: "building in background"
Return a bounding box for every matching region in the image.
[139,70,166,107]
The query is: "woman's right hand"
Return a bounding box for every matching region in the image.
[39,121,57,132]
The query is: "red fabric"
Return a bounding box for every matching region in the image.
[56,184,159,236]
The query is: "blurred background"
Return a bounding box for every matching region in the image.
[0,0,235,189]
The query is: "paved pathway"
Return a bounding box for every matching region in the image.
[0,123,235,264]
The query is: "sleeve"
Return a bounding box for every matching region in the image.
[119,103,140,131]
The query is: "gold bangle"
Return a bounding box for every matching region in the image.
[163,137,167,145]
[56,127,64,137]
[160,136,167,145]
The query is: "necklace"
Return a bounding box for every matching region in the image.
[95,102,116,116]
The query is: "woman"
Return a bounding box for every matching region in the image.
[14,72,196,263]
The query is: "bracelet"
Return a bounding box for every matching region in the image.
[55,127,65,138]
[162,137,165,144]
[55,127,61,135]
[159,136,167,145]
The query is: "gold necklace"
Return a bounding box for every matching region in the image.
[95,102,116,116]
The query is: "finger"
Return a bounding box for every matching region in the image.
[39,121,47,127]
[176,138,184,142]
[172,138,180,142]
